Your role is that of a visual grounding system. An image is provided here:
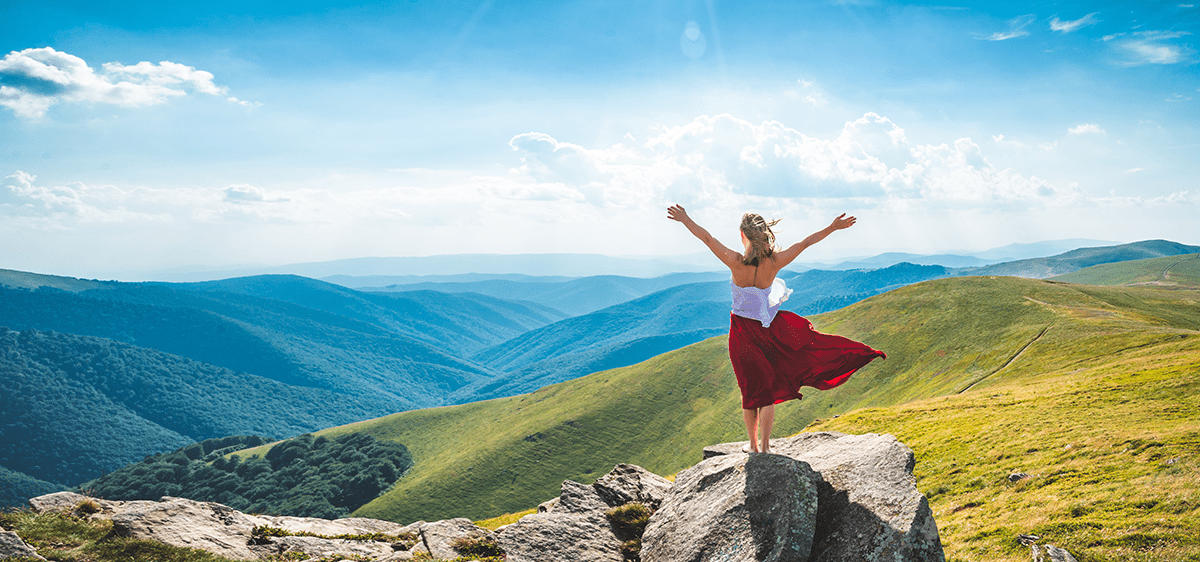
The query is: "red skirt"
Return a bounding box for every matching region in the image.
[728,311,885,409]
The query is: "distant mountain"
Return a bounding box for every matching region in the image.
[368,272,730,317]
[324,273,579,288]
[0,327,398,486]
[0,271,576,405]
[826,253,991,270]
[962,240,1200,279]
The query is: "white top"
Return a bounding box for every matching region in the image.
[730,277,792,328]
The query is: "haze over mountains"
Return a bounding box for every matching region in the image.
[1,239,1196,499]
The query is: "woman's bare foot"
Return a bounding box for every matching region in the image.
[742,443,757,453]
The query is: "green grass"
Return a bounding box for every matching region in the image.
[1050,254,1200,288]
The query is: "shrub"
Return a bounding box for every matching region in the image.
[450,534,506,558]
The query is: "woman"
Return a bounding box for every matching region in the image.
[666,204,885,454]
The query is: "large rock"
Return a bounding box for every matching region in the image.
[251,535,395,560]
[108,496,268,560]
[641,453,818,562]
[27,491,103,514]
[705,432,945,562]
[1,530,47,561]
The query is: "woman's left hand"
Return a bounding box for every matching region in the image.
[830,213,856,230]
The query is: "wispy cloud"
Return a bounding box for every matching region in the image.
[984,14,1037,41]
[0,47,242,119]
[1068,123,1105,134]
[1050,13,1100,33]
[1104,31,1196,65]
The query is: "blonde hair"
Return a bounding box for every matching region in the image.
[740,213,780,266]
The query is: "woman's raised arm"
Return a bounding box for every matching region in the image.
[667,204,744,270]
[773,213,857,269]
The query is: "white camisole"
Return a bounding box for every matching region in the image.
[730,277,792,328]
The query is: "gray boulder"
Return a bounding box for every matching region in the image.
[1044,544,1079,562]
[705,432,945,562]
[1,530,47,561]
[250,535,395,561]
[495,512,624,562]
[107,496,267,560]
[641,453,818,562]
[27,491,101,514]
[495,469,633,562]
[416,518,493,559]
[592,463,673,511]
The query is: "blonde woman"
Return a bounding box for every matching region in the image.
[667,205,885,454]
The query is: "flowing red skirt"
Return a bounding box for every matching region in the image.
[728,311,885,409]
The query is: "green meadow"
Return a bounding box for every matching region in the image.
[1050,253,1200,288]
[230,269,1199,561]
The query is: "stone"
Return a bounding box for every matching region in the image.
[27,491,91,514]
[0,530,47,561]
[248,536,394,561]
[537,497,560,513]
[494,512,624,562]
[1044,544,1079,562]
[556,480,611,515]
[417,518,492,560]
[107,496,269,560]
[1008,472,1031,483]
[641,453,818,562]
[256,514,414,538]
[705,432,946,562]
[591,463,673,511]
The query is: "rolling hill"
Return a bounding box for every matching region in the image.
[1049,253,1200,288]
[962,239,1200,279]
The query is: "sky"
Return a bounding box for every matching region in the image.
[1,0,1198,278]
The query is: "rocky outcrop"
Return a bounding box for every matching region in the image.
[705,431,945,562]
[22,432,945,562]
[641,453,818,562]
[497,464,673,562]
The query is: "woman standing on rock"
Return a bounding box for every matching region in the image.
[666,205,885,454]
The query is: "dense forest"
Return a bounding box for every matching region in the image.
[83,434,413,519]
[0,327,395,486]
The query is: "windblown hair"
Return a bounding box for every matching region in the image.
[740,213,781,266]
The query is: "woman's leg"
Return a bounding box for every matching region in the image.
[758,404,775,453]
[742,408,760,452]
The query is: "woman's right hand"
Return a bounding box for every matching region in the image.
[667,204,690,223]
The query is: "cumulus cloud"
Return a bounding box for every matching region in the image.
[1050,13,1099,33]
[1068,123,1105,134]
[1104,31,1196,65]
[984,14,1036,41]
[0,47,236,119]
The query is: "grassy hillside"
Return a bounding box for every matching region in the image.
[230,274,1199,537]
[965,239,1200,279]
[1049,253,1200,288]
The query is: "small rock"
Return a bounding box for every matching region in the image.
[591,463,673,511]
[417,518,493,560]
[28,491,91,513]
[1008,472,1031,483]
[537,497,560,513]
[0,530,47,561]
[1044,544,1079,562]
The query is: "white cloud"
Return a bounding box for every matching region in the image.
[1105,31,1196,65]
[1050,13,1100,33]
[1068,123,1105,134]
[0,47,234,119]
[1126,167,1146,173]
[984,14,1036,41]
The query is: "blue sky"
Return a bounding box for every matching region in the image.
[2,0,1197,277]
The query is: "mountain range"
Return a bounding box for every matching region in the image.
[1,239,1197,494]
